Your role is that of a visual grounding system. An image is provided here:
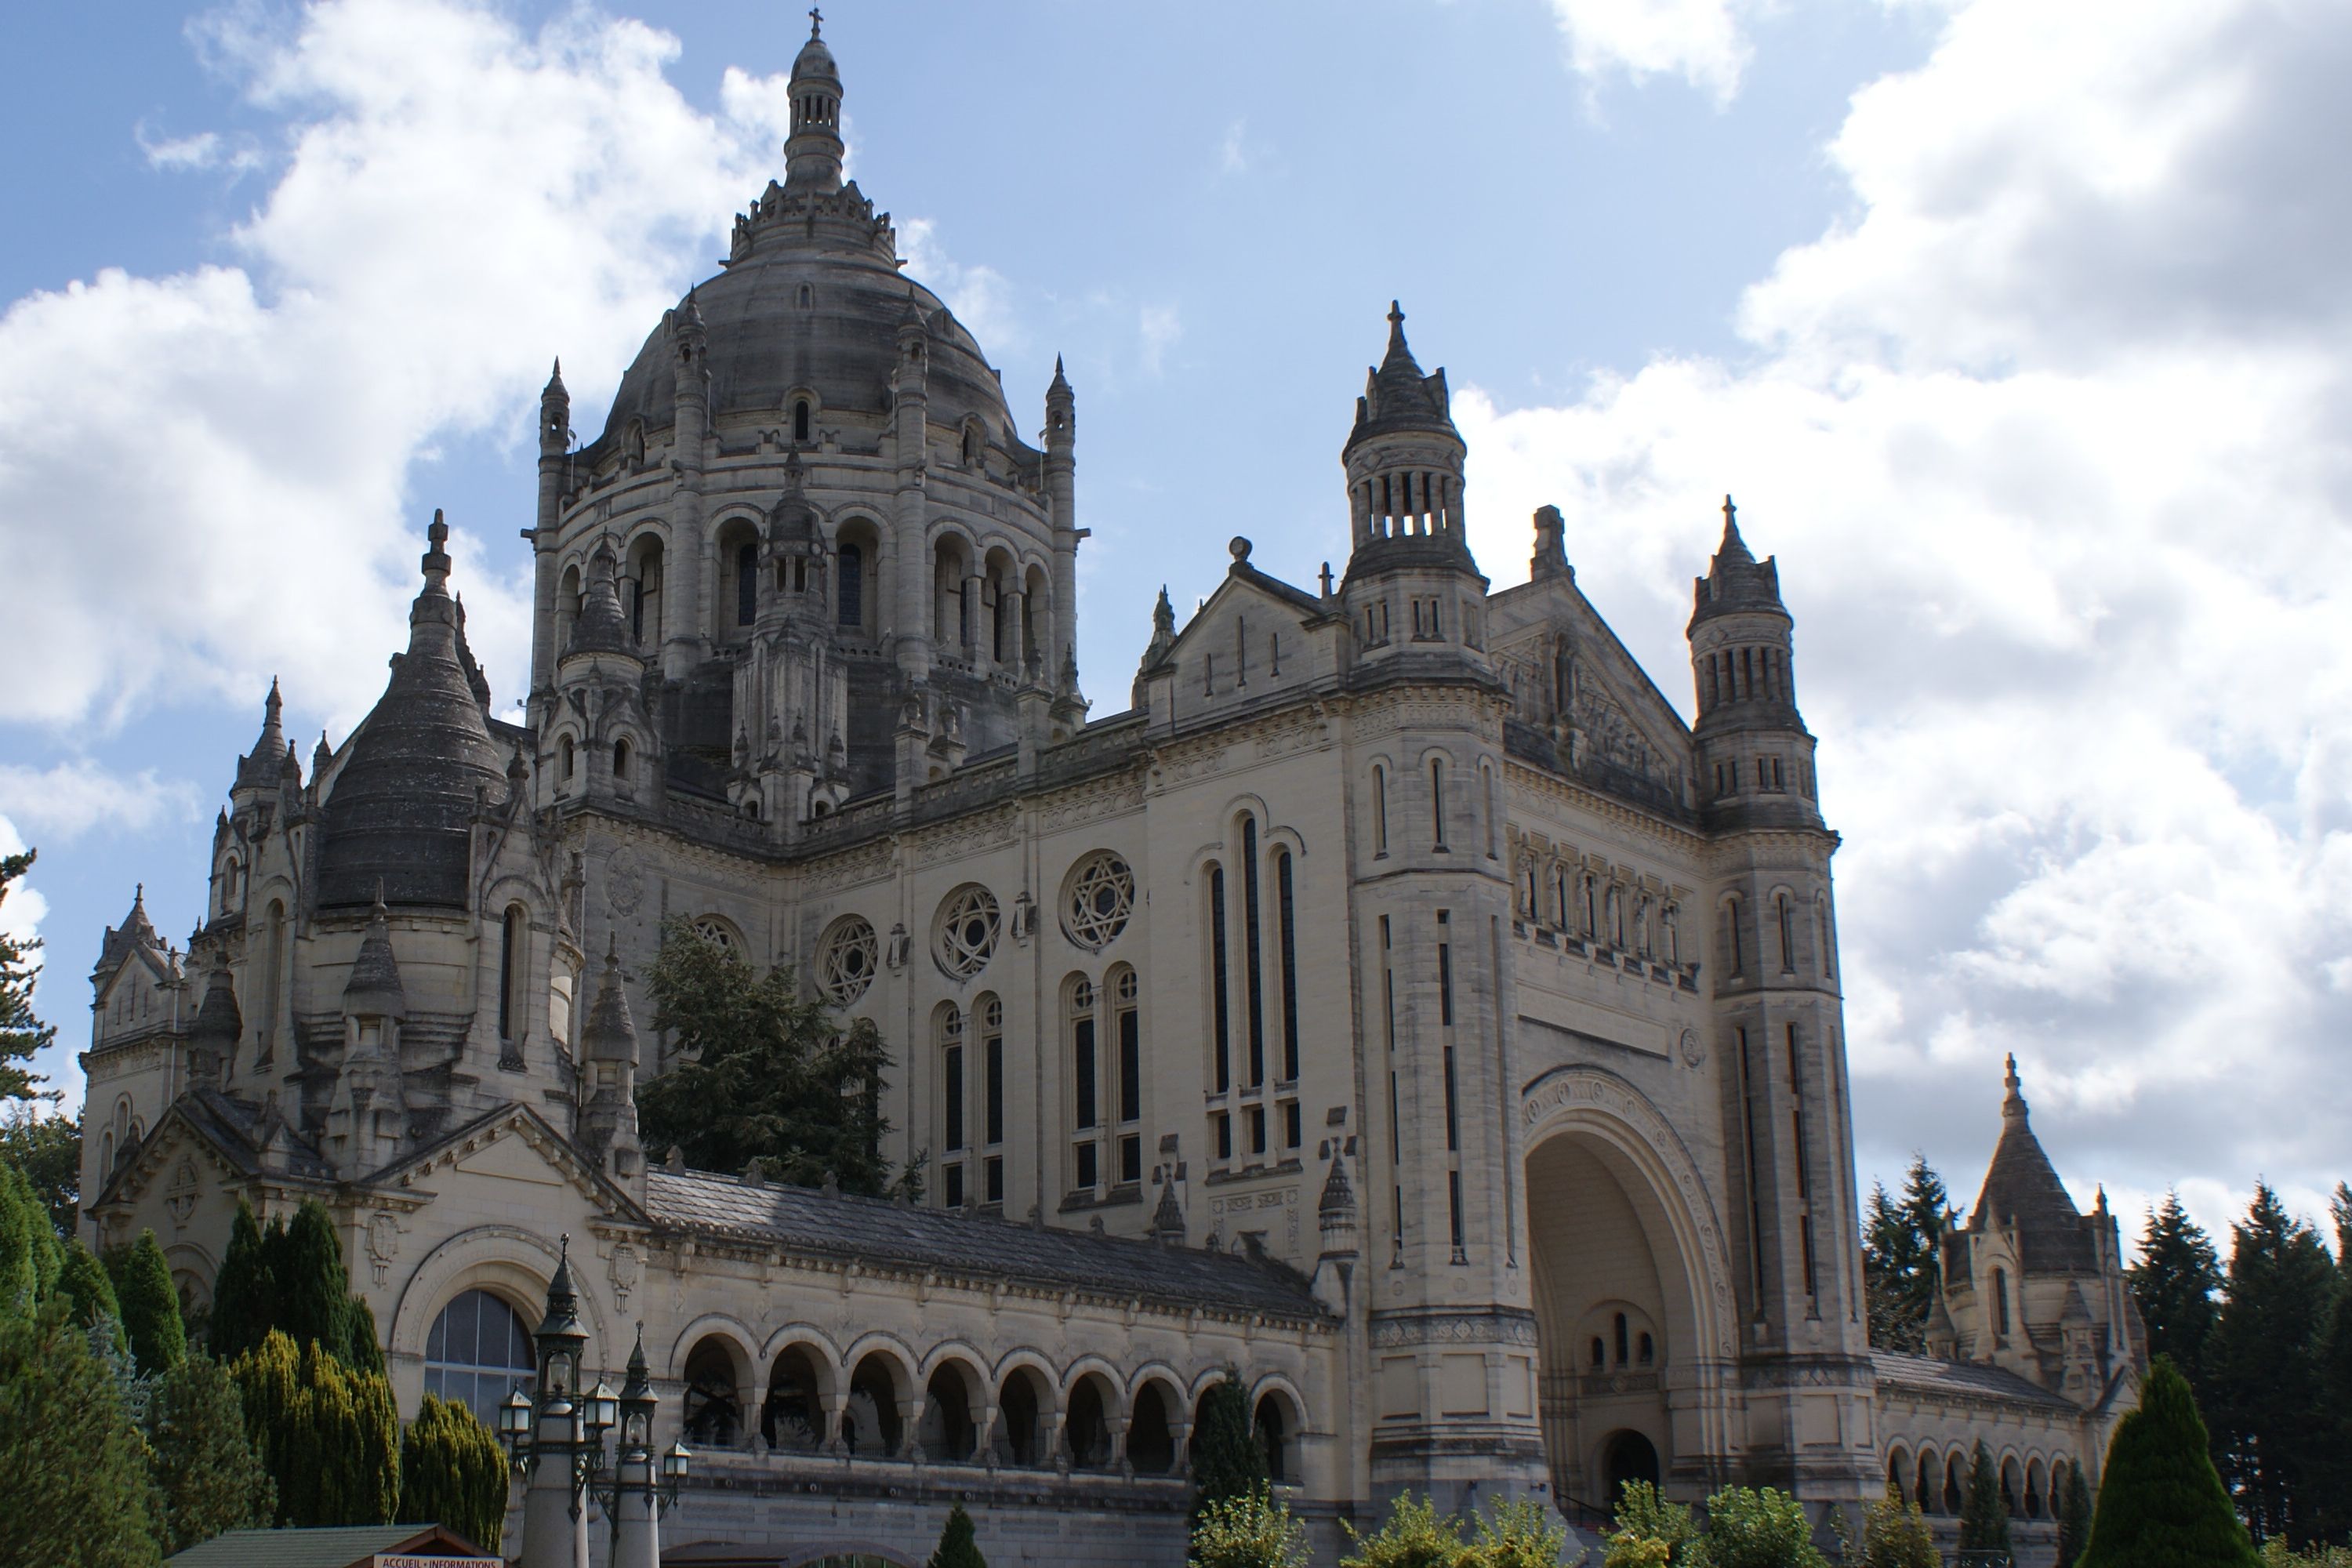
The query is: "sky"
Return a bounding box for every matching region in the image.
[1,0,2345,1258]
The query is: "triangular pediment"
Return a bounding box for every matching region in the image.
[93,1098,261,1216]
[372,1102,650,1227]
[1163,563,1331,666]
[1489,573,1696,808]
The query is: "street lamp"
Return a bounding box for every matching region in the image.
[588,1326,689,1568]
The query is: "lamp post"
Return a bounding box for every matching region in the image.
[495,1235,689,1568]
[588,1326,691,1568]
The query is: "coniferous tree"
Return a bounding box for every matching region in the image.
[57,1235,122,1336]
[2135,1192,2225,1394]
[2081,1357,2256,1568]
[397,1394,506,1551]
[1957,1439,2013,1559]
[927,1501,988,1568]
[278,1201,356,1359]
[1189,1376,1268,1517]
[1864,1156,1949,1352]
[2209,1183,2335,1541]
[231,1327,401,1528]
[2317,1196,2352,1547]
[107,1227,187,1375]
[2055,1460,2093,1568]
[637,919,914,1196]
[0,1301,165,1566]
[207,1198,273,1360]
[0,850,56,1104]
[0,1156,61,1312]
[151,1352,275,1552]
[0,1106,81,1234]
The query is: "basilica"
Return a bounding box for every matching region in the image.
[76,20,2143,1566]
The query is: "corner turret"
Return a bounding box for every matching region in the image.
[783,12,845,195]
[575,941,644,1182]
[1687,496,1820,830]
[328,891,410,1177]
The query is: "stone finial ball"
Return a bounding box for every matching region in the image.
[1229,536,1252,561]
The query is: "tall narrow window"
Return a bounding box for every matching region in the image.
[1208,864,1231,1093]
[612,739,631,782]
[631,578,647,642]
[1071,978,1098,1131]
[982,997,1004,1148]
[1447,1171,1466,1260]
[793,399,811,444]
[1371,766,1389,855]
[1116,970,1142,1125]
[1430,759,1447,848]
[942,1018,966,1152]
[260,900,288,1065]
[1274,849,1299,1082]
[1241,819,1265,1087]
[1482,763,1498,858]
[1778,895,1795,971]
[837,543,863,627]
[736,543,757,626]
[498,906,525,1043]
[1993,1268,2012,1336]
[1726,897,1745,975]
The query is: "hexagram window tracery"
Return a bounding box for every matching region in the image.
[1062,851,1134,950]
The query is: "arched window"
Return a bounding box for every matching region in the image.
[1207,862,1231,1094]
[961,424,979,466]
[1588,1337,1604,1369]
[612,739,631,782]
[1274,847,1300,1083]
[1429,758,1447,849]
[793,399,811,444]
[979,995,1005,1206]
[837,542,863,628]
[1614,1312,1630,1366]
[937,1005,966,1207]
[560,736,576,782]
[1069,975,1098,1190]
[498,905,528,1044]
[1725,896,1745,975]
[1993,1267,2012,1336]
[259,899,288,1064]
[1819,896,1835,979]
[736,542,758,626]
[423,1289,535,1425]
[1371,765,1389,856]
[1113,967,1142,1183]
[1582,873,1599,938]
[1638,1331,1655,1366]
[796,283,814,310]
[1240,818,1265,1087]
[1777,895,1795,971]
[1481,761,1498,858]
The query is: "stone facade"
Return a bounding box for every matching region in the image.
[76,20,2140,1566]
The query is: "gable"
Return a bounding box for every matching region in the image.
[1152,563,1344,730]
[1490,575,1695,808]
[377,1104,650,1227]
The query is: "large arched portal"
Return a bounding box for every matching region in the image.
[1523,1082,1732,1515]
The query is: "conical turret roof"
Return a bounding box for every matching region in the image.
[316,514,507,909]
[1968,1055,2097,1271]
[1345,302,1457,452]
[1690,495,1785,626]
[564,543,636,658]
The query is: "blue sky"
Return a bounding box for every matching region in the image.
[3,0,2346,1252]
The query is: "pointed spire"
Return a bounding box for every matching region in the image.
[1317,1145,1357,1218]
[538,1232,584,1339]
[420,508,452,593]
[342,883,407,1022]
[564,541,637,659]
[1049,353,1071,394]
[1150,1175,1185,1242]
[1152,586,1174,639]
[234,679,290,793]
[544,358,567,397]
[580,936,641,1067]
[1713,494,1755,569]
[622,1321,652,1397]
[2003,1052,2027,1120]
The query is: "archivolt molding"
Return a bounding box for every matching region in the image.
[388,1224,607,1362]
[1521,1065,1738,1360]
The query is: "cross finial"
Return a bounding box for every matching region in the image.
[809,6,822,36]
[1722,494,1737,529]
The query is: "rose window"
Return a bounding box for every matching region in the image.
[934,886,1001,980]
[1062,852,1134,950]
[692,916,738,950]
[818,916,879,1006]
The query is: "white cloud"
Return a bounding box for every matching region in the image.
[1542,0,1768,104]
[1473,0,2352,1242]
[135,126,266,174]
[898,218,1020,357]
[0,762,201,843]
[0,0,801,734]
[1139,305,1182,376]
[1219,116,1252,175]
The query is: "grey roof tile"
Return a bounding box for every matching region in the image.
[1872,1350,2079,1412]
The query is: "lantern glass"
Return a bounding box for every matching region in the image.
[498,1388,532,1439]
[662,1440,691,1481]
[586,1381,619,1435]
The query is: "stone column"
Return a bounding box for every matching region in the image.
[964,572,987,668]
[608,1449,661,1568]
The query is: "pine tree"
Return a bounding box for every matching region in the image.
[107,1227,187,1375]
[0,1300,165,1566]
[2134,1192,2224,1392]
[0,1105,82,1235]
[2054,1459,2093,1568]
[1863,1156,1949,1352]
[2316,1199,2352,1546]
[926,1501,988,1568]
[1191,1489,1310,1568]
[0,1155,62,1313]
[1189,1376,1268,1516]
[207,1198,273,1360]
[278,1201,356,1359]
[397,1394,507,1551]
[151,1352,275,1552]
[2209,1182,2335,1541]
[0,850,56,1104]
[2080,1357,2256,1568]
[230,1327,401,1527]
[1956,1439,2013,1559]
[57,1235,121,1335]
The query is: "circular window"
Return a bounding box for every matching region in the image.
[693,916,739,951]
[818,916,879,1006]
[934,886,1001,980]
[1062,851,1134,950]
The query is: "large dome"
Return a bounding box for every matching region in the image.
[594,244,1015,455]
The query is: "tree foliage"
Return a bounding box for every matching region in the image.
[637,918,912,1196]
[0,1155,62,1312]
[1607,1481,1697,1568]
[107,1228,187,1376]
[2209,1182,2336,1542]
[1863,1156,1949,1352]
[230,1328,400,1528]
[1853,1481,1939,1568]
[1956,1439,2013,1558]
[57,1234,121,1338]
[0,1106,79,1235]
[2081,1357,2257,1568]
[1468,1497,1570,1568]
[2055,1460,2093,1568]
[151,1352,274,1552]
[2136,1192,2225,1393]
[0,851,56,1104]
[927,1501,989,1568]
[0,1301,165,1566]
[1190,1375,1268,1516]
[1340,1492,1466,1568]
[397,1394,506,1552]
[207,1197,381,1370]
[1192,1489,1310,1568]
[1694,1486,1829,1568]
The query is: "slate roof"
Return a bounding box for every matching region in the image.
[168,1524,491,1567]
[168,1087,335,1183]
[1969,1058,2099,1272]
[644,1167,1328,1323]
[1871,1351,2079,1413]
